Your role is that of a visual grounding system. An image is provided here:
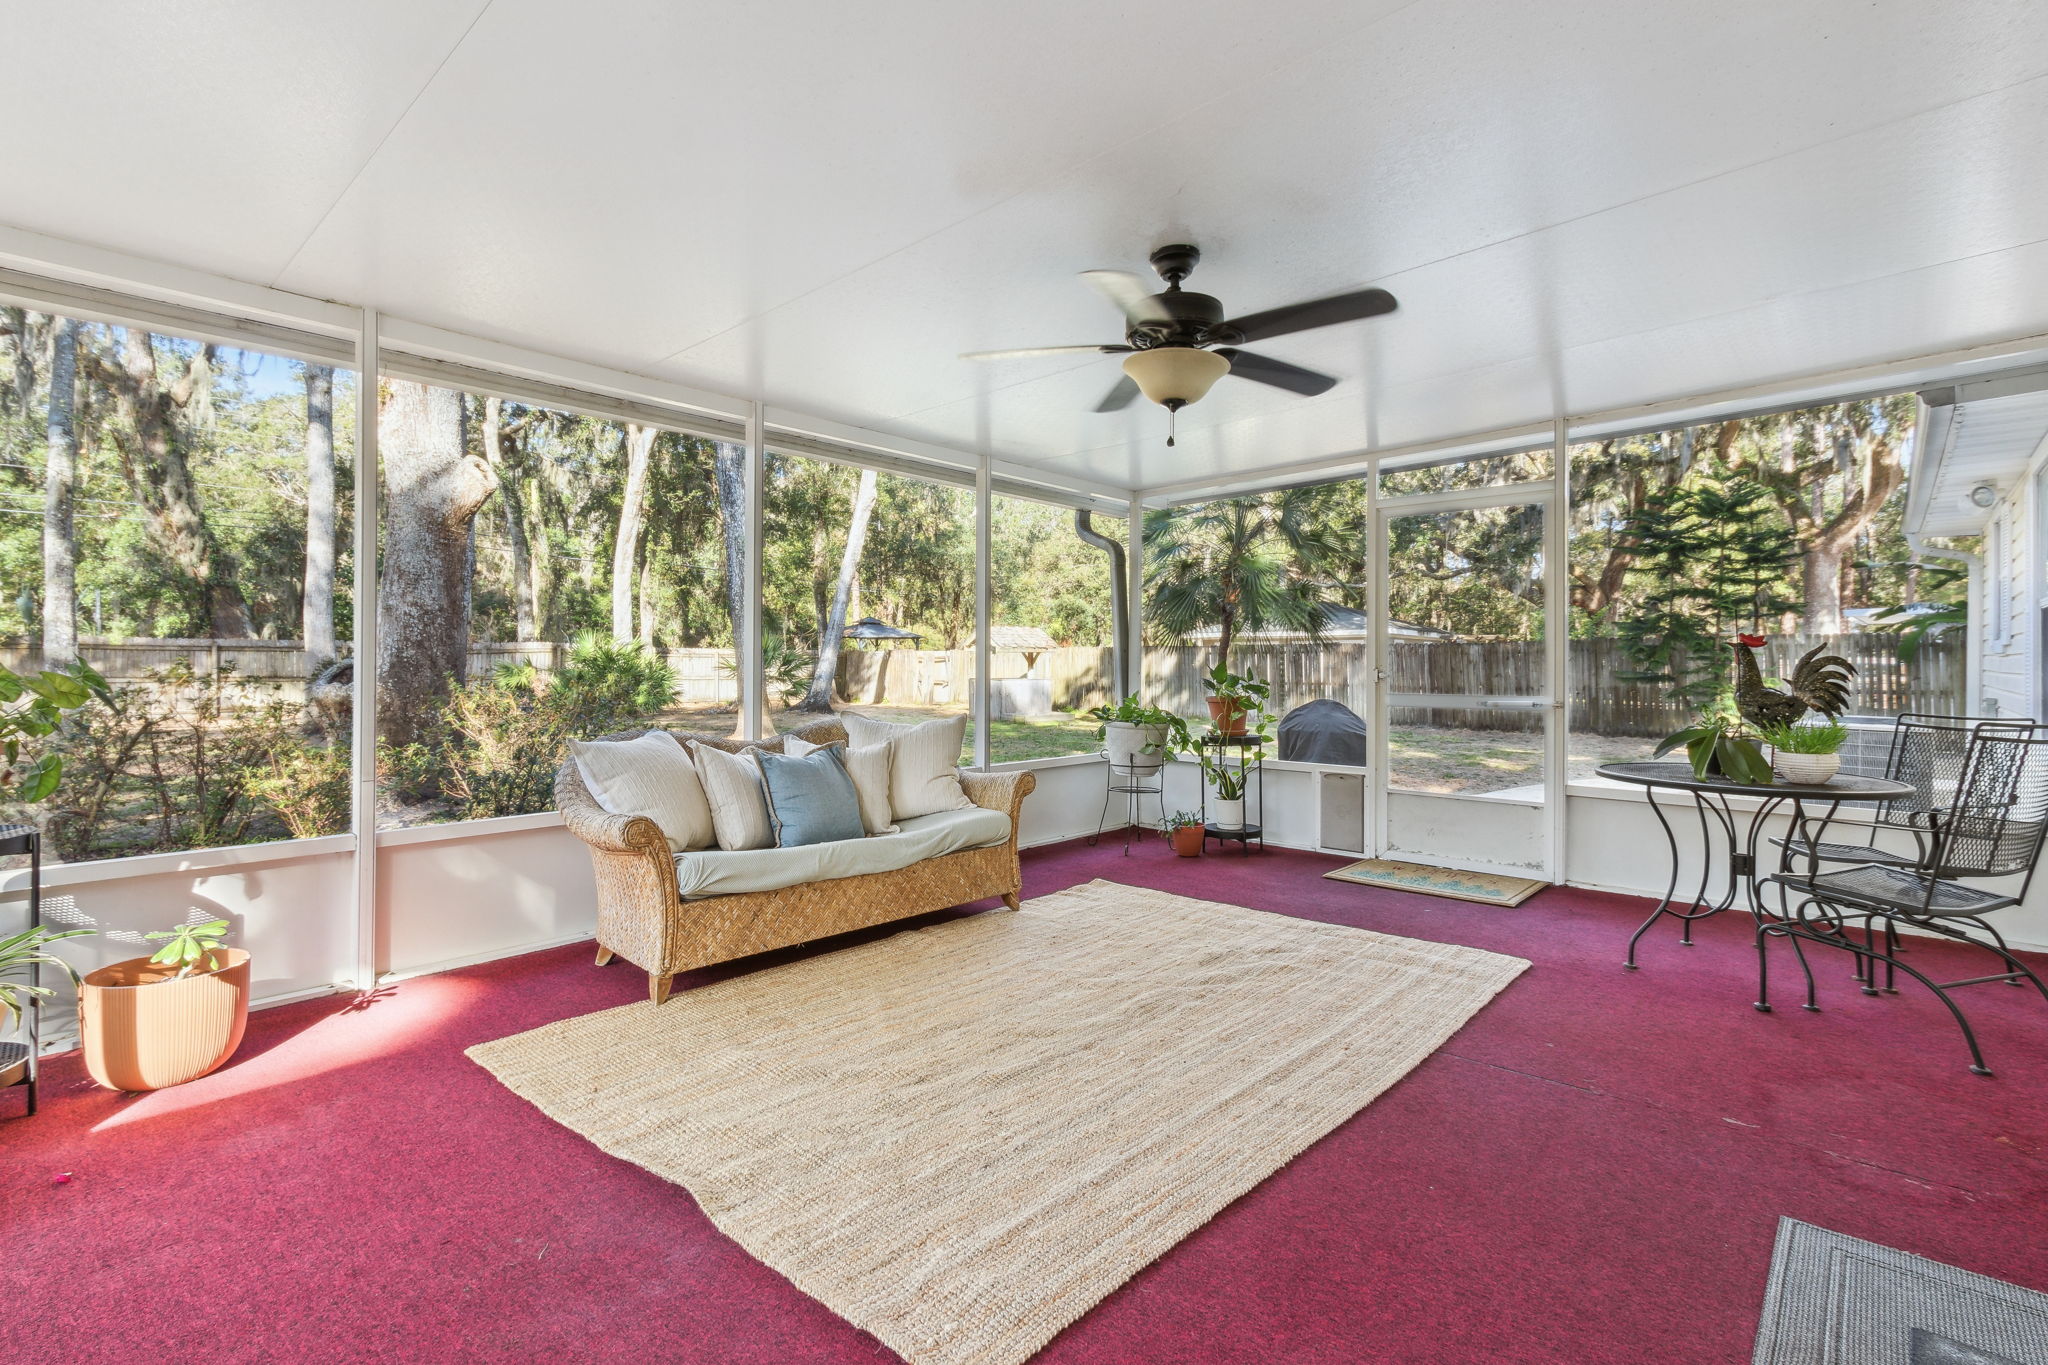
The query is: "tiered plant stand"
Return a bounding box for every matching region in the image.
[1200,734,1266,856]
[1,823,41,1117]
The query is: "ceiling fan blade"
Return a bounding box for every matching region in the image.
[1220,287,1397,343]
[1213,348,1339,397]
[1094,375,1141,412]
[1081,270,1169,325]
[960,344,1133,361]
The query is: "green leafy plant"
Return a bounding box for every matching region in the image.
[0,660,110,803]
[1162,809,1205,834]
[1086,695,1190,751]
[0,925,95,1029]
[717,635,813,705]
[1866,559,1967,663]
[1654,706,1774,785]
[1756,719,1848,755]
[1200,662,1271,713]
[1176,704,1275,800]
[144,918,231,979]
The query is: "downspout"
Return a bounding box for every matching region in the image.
[1907,531,1983,715]
[1076,509,1129,697]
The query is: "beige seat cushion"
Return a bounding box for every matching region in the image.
[671,807,1012,899]
[786,734,896,835]
[687,742,775,851]
[842,712,972,820]
[570,731,714,852]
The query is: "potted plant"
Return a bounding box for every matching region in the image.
[1,659,110,1094]
[1088,695,1189,773]
[1200,662,1271,737]
[1,925,95,1088]
[80,918,249,1093]
[1179,705,1274,829]
[1654,706,1774,785]
[1163,810,1205,857]
[1757,719,1848,786]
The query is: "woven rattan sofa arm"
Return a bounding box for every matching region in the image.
[553,759,667,854]
[960,769,1036,828]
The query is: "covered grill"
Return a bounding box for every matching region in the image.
[1277,699,1368,766]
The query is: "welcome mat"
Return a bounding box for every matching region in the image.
[1753,1218,2048,1364]
[469,879,1528,1365]
[1323,857,1547,907]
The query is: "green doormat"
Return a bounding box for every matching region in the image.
[1323,857,1547,907]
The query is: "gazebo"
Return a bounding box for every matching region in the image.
[841,616,922,650]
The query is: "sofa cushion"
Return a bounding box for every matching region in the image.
[688,742,775,851]
[757,745,866,847]
[671,806,1012,900]
[570,730,714,852]
[786,734,895,835]
[842,712,972,820]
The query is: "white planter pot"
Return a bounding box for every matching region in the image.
[1771,751,1841,786]
[1103,721,1167,772]
[1211,796,1246,830]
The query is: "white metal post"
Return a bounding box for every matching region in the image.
[1126,495,1144,703]
[350,309,380,991]
[741,401,765,740]
[974,456,992,769]
[1365,459,1385,858]
[1546,418,1571,885]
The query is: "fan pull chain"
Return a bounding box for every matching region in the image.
[1166,406,1176,447]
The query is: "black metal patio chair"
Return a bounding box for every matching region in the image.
[1759,728,2048,1076]
[1770,713,2036,872]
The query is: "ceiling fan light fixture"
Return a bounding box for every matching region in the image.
[1121,346,1230,408]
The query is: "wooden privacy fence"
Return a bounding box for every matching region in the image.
[0,633,1960,735]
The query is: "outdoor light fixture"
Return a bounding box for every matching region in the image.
[1971,483,2000,508]
[1121,347,1231,446]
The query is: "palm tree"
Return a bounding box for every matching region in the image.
[1144,488,1347,662]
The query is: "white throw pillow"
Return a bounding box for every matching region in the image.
[570,731,714,853]
[787,735,897,835]
[841,713,972,821]
[688,742,775,851]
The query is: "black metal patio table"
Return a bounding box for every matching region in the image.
[1594,761,1915,970]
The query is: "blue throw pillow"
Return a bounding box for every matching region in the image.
[757,744,868,847]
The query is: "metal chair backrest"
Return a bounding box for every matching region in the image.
[1873,714,2036,831]
[1930,730,2048,885]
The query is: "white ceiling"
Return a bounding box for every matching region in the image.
[5,1,2048,491]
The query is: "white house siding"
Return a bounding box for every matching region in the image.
[1978,497,2035,720]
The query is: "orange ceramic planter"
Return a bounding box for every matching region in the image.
[80,949,249,1092]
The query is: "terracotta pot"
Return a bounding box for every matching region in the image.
[80,948,249,1092]
[1206,697,1247,735]
[1170,825,1204,857]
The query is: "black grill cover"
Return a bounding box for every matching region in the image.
[1277,698,1368,766]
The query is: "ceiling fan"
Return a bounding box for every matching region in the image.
[960,244,1397,445]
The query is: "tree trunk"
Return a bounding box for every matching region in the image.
[376,380,494,745]
[638,547,657,646]
[41,318,80,667]
[3,306,35,416]
[301,365,337,660]
[1802,539,1847,635]
[97,329,254,637]
[613,425,656,641]
[797,468,878,712]
[480,397,538,641]
[712,441,748,636]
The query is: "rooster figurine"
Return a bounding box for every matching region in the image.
[1730,633,1854,730]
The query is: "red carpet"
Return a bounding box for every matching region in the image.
[6,839,2047,1364]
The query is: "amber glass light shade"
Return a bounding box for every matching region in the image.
[1121,347,1230,407]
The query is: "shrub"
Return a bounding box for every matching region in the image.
[245,739,352,839]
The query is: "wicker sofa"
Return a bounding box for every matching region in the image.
[555,718,1036,1004]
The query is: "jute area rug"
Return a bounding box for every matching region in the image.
[469,878,1529,1365]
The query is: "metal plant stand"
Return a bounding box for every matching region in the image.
[1200,733,1266,856]
[1594,762,1912,970]
[1090,755,1168,855]
[1,823,41,1117]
